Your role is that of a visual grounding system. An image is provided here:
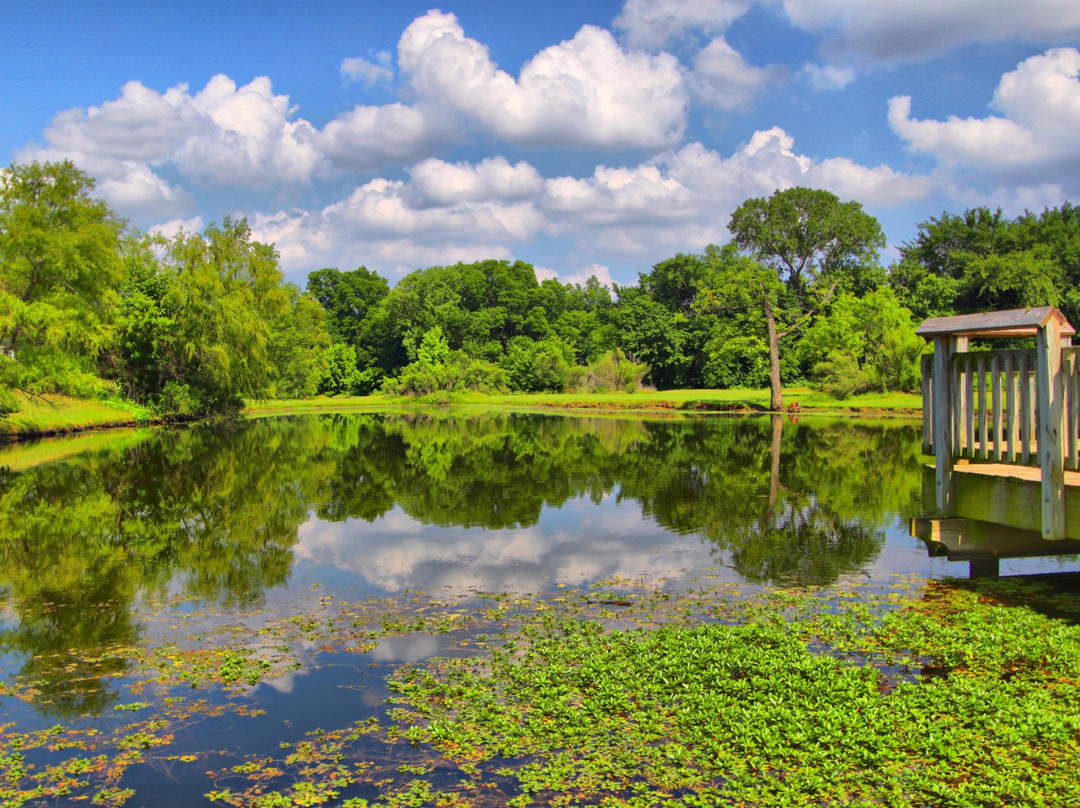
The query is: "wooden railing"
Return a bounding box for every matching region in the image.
[922,347,1080,469]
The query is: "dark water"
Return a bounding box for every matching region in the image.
[0,411,1077,805]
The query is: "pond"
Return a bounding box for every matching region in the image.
[1,411,1079,806]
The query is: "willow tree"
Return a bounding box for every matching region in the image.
[0,160,124,401]
[724,187,885,410]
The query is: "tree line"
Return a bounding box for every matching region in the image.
[4,158,1080,415]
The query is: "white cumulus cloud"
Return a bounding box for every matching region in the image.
[340,52,394,86]
[691,37,786,109]
[614,0,753,50]
[800,62,855,91]
[397,10,688,149]
[407,156,544,206]
[317,102,454,171]
[779,0,1080,63]
[888,48,1080,185]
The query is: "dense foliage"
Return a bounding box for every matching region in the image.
[4,158,1080,414]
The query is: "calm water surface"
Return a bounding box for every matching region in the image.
[0,411,1077,805]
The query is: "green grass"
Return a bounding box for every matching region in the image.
[246,387,923,418]
[0,386,921,440]
[0,392,152,438]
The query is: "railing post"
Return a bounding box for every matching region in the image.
[933,335,967,514]
[1037,321,1066,539]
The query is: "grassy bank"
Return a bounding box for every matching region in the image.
[0,386,922,441]
[246,387,923,418]
[0,391,153,439]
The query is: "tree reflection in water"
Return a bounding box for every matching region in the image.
[0,412,924,715]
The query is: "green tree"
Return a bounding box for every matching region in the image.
[319,343,364,395]
[111,218,330,412]
[725,187,886,409]
[615,253,713,389]
[265,283,331,399]
[501,335,579,392]
[801,288,924,397]
[306,266,389,344]
[0,160,125,400]
[891,204,1080,324]
[382,326,507,396]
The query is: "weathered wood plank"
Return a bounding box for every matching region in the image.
[963,356,974,458]
[1002,352,1010,460]
[992,354,1002,461]
[922,353,933,455]
[1037,321,1066,539]
[933,335,965,513]
[917,306,1075,338]
[978,355,989,461]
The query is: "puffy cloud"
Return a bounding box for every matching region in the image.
[614,0,752,50]
[17,143,197,220]
[537,263,616,288]
[317,102,453,171]
[340,52,393,85]
[320,177,541,242]
[95,162,198,217]
[173,75,321,187]
[148,216,205,240]
[888,49,1080,185]
[691,37,785,109]
[247,170,539,280]
[43,80,197,160]
[250,132,933,281]
[397,10,687,149]
[24,73,323,223]
[540,129,932,257]
[779,0,1080,63]
[406,156,544,206]
[800,62,855,91]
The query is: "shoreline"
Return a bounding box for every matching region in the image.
[2,388,922,443]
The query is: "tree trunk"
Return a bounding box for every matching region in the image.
[763,291,783,411]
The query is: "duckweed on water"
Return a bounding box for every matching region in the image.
[3,579,1080,806]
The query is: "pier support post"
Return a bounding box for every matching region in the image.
[933,335,967,514]
[1037,320,1066,539]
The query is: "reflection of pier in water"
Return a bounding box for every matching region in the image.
[911,515,1080,578]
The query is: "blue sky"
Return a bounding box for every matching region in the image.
[4,1,1080,287]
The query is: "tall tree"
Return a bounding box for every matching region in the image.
[306,266,389,346]
[725,187,886,409]
[891,204,1080,324]
[110,218,330,412]
[0,160,124,397]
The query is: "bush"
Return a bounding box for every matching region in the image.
[318,343,364,396]
[811,352,873,400]
[577,350,650,393]
[382,327,508,397]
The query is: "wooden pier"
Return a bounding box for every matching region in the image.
[919,306,1078,539]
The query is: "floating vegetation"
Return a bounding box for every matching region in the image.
[2,574,1079,806]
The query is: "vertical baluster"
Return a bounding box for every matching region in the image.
[991,354,1002,461]
[953,354,964,458]
[1031,357,1039,464]
[978,355,989,460]
[1021,352,1033,464]
[1068,351,1079,470]
[922,353,933,455]
[1005,352,1018,463]
[964,356,975,458]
